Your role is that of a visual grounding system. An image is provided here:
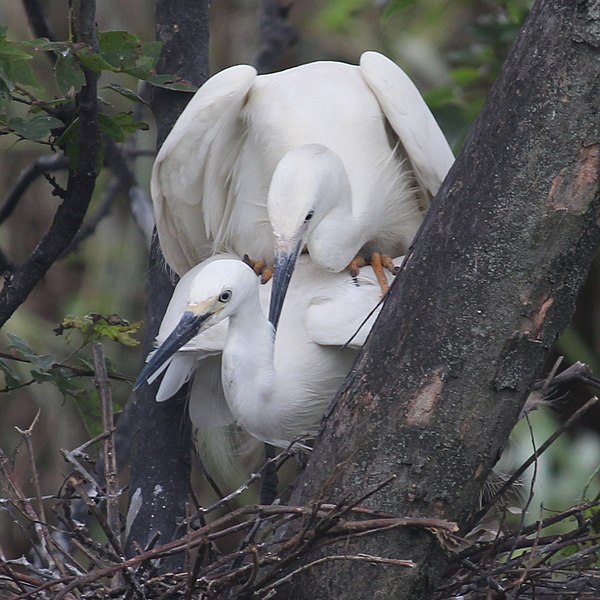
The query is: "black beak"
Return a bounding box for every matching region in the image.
[133,310,211,391]
[268,239,303,330]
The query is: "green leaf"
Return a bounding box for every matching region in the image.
[98,30,142,54]
[55,313,141,347]
[31,370,54,383]
[22,38,70,53]
[6,333,55,372]
[111,111,148,133]
[51,367,82,396]
[98,112,126,142]
[317,0,365,33]
[55,118,80,170]
[383,0,418,17]
[0,79,11,116]
[141,41,162,63]
[76,389,103,437]
[55,51,86,97]
[105,83,146,103]
[7,333,35,359]
[0,359,21,388]
[98,112,147,142]
[74,45,117,72]
[0,39,34,61]
[0,54,38,90]
[8,116,64,140]
[98,30,145,71]
[146,74,197,92]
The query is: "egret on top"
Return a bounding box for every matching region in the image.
[151,51,453,327]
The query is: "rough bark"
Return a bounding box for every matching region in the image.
[284,1,600,598]
[125,0,209,559]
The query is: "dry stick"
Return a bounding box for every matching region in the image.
[0,448,70,597]
[442,526,600,598]
[507,506,545,599]
[92,343,121,547]
[264,554,416,595]
[15,413,73,582]
[469,396,599,529]
[531,360,600,392]
[68,477,124,564]
[20,504,456,599]
[92,341,123,593]
[506,412,540,568]
[458,559,507,596]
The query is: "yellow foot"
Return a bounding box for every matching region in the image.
[347,252,397,295]
[242,255,273,284]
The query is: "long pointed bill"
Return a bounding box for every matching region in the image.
[133,310,212,391]
[268,237,304,330]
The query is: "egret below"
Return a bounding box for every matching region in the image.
[134,255,401,449]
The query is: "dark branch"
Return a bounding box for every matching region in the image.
[253,0,298,74]
[22,0,57,56]
[0,1,99,329]
[0,155,68,226]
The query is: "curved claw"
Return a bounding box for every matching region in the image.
[347,251,398,296]
[243,255,273,284]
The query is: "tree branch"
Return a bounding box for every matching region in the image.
[283,1,600,598]
[124,0,210,566]
[0,0,99,329]
[0,155,68,226]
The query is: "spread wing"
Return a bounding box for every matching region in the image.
[360,51,454,208]
[151,65,258,275]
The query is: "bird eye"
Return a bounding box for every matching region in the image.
[219,289,232,303]
[305,210,314,222]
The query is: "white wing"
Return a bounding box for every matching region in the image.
[305,256,404,347]
[360,51,454,207]
[151,65,257,275]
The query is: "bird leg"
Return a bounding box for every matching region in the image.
[348,251,397,295]
[242,255,273,284]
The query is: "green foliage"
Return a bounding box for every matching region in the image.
[1,321,136,437]
[318,0,367,32]
[2,333,84,402]
[427,1,532,150]
[0,26,194,165]
[54,313,142,347]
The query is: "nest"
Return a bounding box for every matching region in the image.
[2,360,600,599]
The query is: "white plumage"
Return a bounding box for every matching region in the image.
[135,255,401,449]
[151,51,453,280]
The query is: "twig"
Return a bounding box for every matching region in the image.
[92,342,123,589]
[15,412,73,581]
[469,396,599,529]
[532,360,600,393]
[0,155,68,226]
[263,553,415,594]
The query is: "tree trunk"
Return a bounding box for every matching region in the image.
[284,1,600,598]
[125,0,209,560]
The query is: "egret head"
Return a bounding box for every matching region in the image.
[267,144,350,328]
[134,260,258,391]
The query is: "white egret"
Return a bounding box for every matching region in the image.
[134,255,400,449]
[151,51,453,327]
